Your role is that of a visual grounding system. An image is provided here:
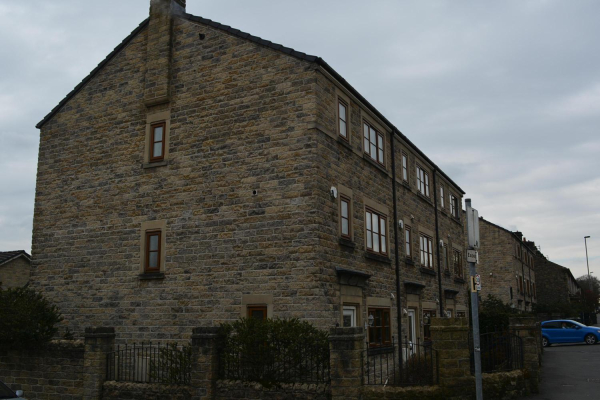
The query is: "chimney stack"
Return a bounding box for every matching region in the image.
[144,0,186,107]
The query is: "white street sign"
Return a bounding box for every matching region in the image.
[467,250,478,263]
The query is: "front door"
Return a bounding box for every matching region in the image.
[407,309,416,355]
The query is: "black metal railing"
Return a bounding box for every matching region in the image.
[469,330,523,374]
[218,339,330,385]
[364,336,438,387]
[106,342,192,385]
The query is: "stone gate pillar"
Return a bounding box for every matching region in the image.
[83,327,115,400]
[510,317,541,394]
[191,327,220,400]
[329,327,364,400]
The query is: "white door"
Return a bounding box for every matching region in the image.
[343,306,357,327]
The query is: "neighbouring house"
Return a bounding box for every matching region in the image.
[533,249,581,311]
[0,250,31,289]
[31,0,468,344]
[475,218,537,312]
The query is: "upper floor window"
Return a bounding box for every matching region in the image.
[453,249,462,277]
[405,226,412,258]
[150,122,166,162]
[440,186,445,208]
[338,100,348,139]
[416,165,429,197]
[402,153,408,182]
[363,122,384,165]
[450,194,458,218]
[366,209,387,255]
[145,231,161,273]
[420,234,433,268]
[340,196,351,238]
[444,244,449,272]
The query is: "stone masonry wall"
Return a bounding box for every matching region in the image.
[534,257,569,307]
[0,340,85,399]
[477,219,536,311]
[0,256,30,289]
[32,15,325,341]
[313,69,468,342]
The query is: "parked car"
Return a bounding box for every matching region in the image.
[0,381,24,399]
[541,319,600,347]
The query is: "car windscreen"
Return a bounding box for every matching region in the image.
[0,381,16,399]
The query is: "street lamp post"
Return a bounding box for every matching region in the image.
[585,236,591,285]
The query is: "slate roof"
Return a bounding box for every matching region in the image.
[0,250,31,267]
[35,12,464,194]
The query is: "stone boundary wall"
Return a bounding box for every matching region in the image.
[0,340,85,399]
[101,381,194,400]
[362,370,527,400]
[215,380,330,400]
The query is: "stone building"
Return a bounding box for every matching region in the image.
[476,218,537,312]
[533,251,580,309]
[31,0,467,344]
[0,250,31,289]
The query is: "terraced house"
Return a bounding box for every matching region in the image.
[476,218,537,312]
[31,0,468,345]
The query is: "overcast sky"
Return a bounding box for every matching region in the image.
[1,0,598,279]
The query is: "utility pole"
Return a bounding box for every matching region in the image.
[466,199,482,400]
[584,236,592,319]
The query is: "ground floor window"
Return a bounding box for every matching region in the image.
[423,310,436,341]
[456,311,466,318]
[247,305,267,320]
[368,307,391,347]
[343,305,357,327]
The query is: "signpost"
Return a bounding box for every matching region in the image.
[466,199,483,400]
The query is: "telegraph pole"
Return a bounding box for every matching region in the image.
[466,199,483,400]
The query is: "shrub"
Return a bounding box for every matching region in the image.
[218,318,329,387]
[0,287,63,350]
[149,343,193,385]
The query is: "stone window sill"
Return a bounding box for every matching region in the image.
[362,153,388,175]
[420,267,436,276]
[139,272,165,280]
[339,237,356,249]
[402,181,411,190]
[405,257,415,266]
[337,136,353,151]
[142,160,168,169]
[416,192,433,206]
[454,277,466,284]
[367,345,394,355]
[365,252,392,264]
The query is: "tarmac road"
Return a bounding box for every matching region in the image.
[520,342,600,400]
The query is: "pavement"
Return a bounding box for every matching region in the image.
[519,342,600,400]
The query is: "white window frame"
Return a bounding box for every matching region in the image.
[416,165,430,197]
[420,234,434,268]
[343,306,357,327]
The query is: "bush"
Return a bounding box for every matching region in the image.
[0,287,63,350]
[218,318,329,387]
[478,295,518,332]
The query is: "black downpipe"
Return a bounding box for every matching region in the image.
[433,169,444,316]
[390,132,403,367]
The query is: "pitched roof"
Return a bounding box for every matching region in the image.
[0,250,31,267]
[36,12,464,194]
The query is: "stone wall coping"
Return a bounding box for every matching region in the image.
[216,379,330,393]
[84,326,115,338]
[329,327,365,336]
[192,326,220,336]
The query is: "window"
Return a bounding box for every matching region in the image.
[402,153,408,182]
[368,308,391,346]
[366,209,387,255]
[363,122,384,165]
[450,194,458,218]
[510,286,513,299]
[519,276,524,293]
[150,122,166,162]
[247,305,267,321]
[456,311,466,318]
[340,196,351,238]
[526,280,531,295]
[416,165,429,197]
[453,249,462,278]
[343,306,357,327]
[420,234,434,268]
[440,186,445,208]
[338,100,348,139]
[404,226,412,258]
[145,231,161,273]
[423,310,436,341]
[533,283,536,298]
[443,244,449,272]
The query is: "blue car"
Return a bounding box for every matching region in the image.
[541,319,600,347]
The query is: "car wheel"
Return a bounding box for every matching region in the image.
[542,337,549,347]
[585,334,597,345]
